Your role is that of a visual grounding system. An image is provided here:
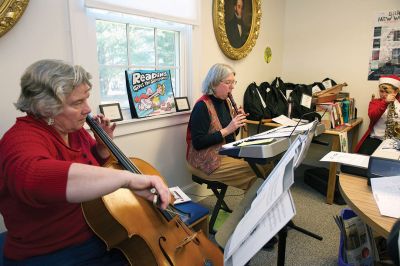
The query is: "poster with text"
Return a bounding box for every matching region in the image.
[125,69,176,118]
[368,10,400,80]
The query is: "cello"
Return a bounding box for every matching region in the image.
[82,115,223,266]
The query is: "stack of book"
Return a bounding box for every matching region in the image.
[316,97,356,129]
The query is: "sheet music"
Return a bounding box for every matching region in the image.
[294,121,318,168]
[225,191,296,266]
[224,136,305,265]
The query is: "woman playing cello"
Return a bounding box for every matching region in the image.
[0,59,173,265]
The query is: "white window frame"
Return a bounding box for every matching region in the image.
[91,9,191,102]
[67,0,194,135]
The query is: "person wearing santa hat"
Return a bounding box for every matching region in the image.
[354,75,400,154]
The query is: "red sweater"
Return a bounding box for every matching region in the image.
[0,115,107,260]
[354,96,400,152]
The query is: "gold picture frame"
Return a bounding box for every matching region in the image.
[213,0,261,60]
[0,0,29,38]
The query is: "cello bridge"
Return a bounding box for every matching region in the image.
[176,232,199,250]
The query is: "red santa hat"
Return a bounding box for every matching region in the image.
[379,75,400,89]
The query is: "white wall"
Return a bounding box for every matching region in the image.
[0,0,285,232]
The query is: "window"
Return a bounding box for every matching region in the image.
[89,9,190,109]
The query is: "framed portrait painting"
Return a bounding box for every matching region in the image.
[213,0,261,60]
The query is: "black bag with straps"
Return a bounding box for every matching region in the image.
[268,77,289,117]
[243,82,273,121]
[289,83,321,121]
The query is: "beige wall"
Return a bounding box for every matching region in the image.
[282,0,399,138]
[198,0,286,105]
[0,0,285,232]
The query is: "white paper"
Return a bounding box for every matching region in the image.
[322,79,332,89]
[320,151,370,168]
[371,139,400,160]
[224,191,295,266]
[224,136,306,265]
[169,186,191,204]
[247,122,315,140]
[312,85,321,94]
[272,115,298,126]
[371,176,400,218]
[301,94,312,109]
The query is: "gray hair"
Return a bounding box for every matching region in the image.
[15,59,92,118]
[201,63,236,95]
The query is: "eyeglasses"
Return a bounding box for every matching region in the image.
[220,80,237,86]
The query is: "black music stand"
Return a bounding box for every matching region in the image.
[257,121,323,266]
[221,121,322,265]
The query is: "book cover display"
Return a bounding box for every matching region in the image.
[125,69,176,118]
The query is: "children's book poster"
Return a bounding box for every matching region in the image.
[125,69,176,118]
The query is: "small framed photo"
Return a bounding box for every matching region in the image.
[99,103,123,122]
[174,97,190,112]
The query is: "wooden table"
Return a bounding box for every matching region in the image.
[244,117,363,204]
[324,118,363,204]
[339,173,396,238]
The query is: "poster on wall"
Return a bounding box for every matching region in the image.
[368,10,400,80]
[125,69,176,118]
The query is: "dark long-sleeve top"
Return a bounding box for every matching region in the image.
[189,95,236,150]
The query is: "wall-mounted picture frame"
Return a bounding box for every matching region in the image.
[212,0,261,60]
[99,103,123,122]
[174,97,191,112]
[0,0,30,38]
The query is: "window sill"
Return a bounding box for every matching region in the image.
[111,110,191,137]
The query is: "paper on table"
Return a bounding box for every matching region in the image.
[272,114,298,126]
[320,151,370,168]
[371,176,400,218]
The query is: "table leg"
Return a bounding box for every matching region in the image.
[351,127,360,152]
[327,135,340,204]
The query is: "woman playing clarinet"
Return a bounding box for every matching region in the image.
[185,63,272,191]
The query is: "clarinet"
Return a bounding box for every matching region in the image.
[228,93,239,115]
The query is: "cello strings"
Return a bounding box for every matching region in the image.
[87,115,191,222]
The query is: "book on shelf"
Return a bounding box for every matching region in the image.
[331,103,342,128]
[316,103,333,129]
[316,102,343,129]
[349,98,357,120]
